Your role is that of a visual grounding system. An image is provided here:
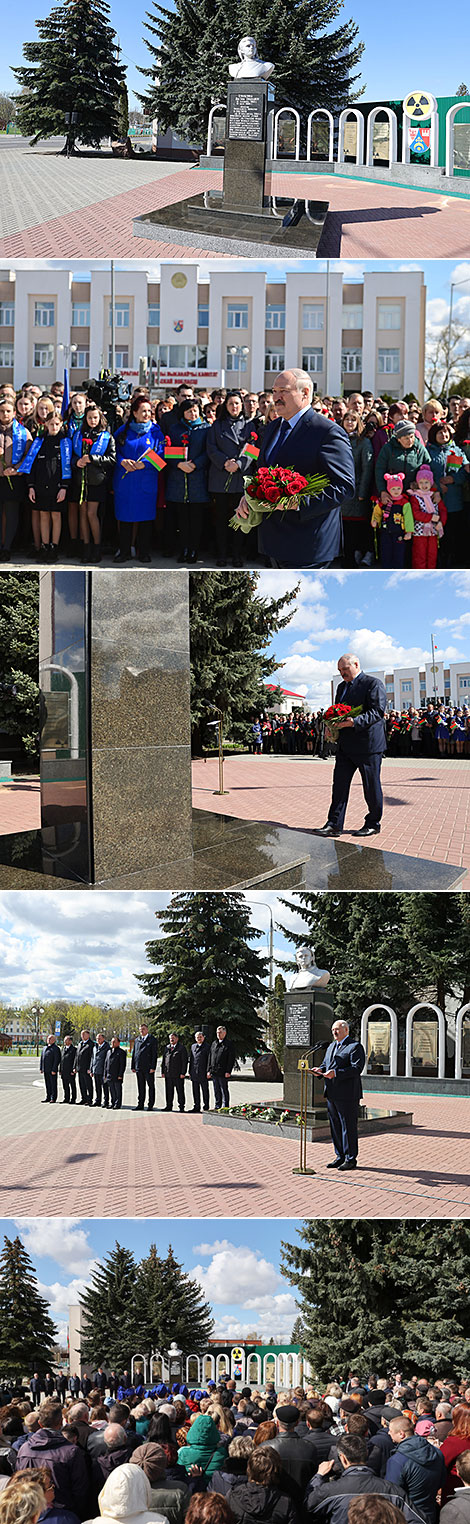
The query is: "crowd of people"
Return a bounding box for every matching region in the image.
[1,1368,470,1524]
[1,377,469,569]
[39,1024,235,1114]
[251,704,470,760]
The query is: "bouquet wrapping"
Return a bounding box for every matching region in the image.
[229,464,329,534]
[324,702,362,742]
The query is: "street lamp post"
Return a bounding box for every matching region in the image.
[58,341,77,373]
[245,897,275,992]
[228,344,250,382]
[31,1005,45,1057]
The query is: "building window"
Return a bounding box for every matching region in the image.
[148,304,160,327]
[109,302,130,328]
[386,682,394,692]
[302,305,324,330]
[71,303,90,326]
[71,349,90,368]
[197,345,208,367]
[34,302,55,328]
[378,348,400,374]
[459,676,470,688]
[265,348,285,372]
[401,681,412,693]
[198,304,209,327]
[378,304,401,330]
[302,348,323,372]
[34,344,54,368]
[342,306,363,330]
[0,346,14,366]
[266,305,285,330]
[342,348,362,373]
[227,303,248,330]
[0,304,14,326]
[226,346,248,373]
[108,346,129,368]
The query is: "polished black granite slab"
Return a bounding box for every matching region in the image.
[203,1104,414,1141]
[0,809,466,890]
[133,193,329,257]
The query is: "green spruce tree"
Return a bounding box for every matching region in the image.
[281,1221,470,1381]
[0,572,39,757]
[134,1245,213,1360]
[136,891,269,1056]
[189,571,297,753]
[0,1236,56,1379]
[79,1244,137,1372]
[138,0,364,145]
[13,0,127,152]
[277,892,414,1030]
[268,973,287,1068]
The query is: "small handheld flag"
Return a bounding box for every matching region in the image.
[142,447,166,471]
[61,367,70,420]
[243,442,260,460]
[165,443,188,461]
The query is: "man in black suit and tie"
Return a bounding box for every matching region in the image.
[235,369,355,567]
[315,653,387,838]
[312,1019,366,1170]
[131,1022,158,1111]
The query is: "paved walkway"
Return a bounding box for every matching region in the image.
[0,776,40,834]
[192,755,470,884]
[0,1061,468,1216]
[0,144,469,256]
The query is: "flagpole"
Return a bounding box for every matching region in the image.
[431,633,438,706]
[110,260,116,374]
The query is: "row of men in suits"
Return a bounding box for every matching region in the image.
[131,1023,235,1112]
[40,1031,127,1108]
[29,1368,119,1405]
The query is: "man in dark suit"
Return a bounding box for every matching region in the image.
[131,1022,157,1111]
[60,1035,77,1104]
[75,1029,94,1106]
[315,653,387,838]
[313,1019,366,1170]
[235,369,355,567]
[162,1032,188,1112]
[40,1035,61,1103]
[91,1032,111,1108]
[189,1031,210,1113]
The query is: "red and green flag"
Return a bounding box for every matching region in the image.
[142,447,166,471]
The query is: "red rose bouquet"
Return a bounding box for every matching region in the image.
[229,463,329,534]
[324,702,362,742]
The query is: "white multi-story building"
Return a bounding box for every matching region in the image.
[0,263,426,400]
[336,661,470,709]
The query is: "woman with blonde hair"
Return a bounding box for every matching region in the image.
[0,1482,46,1524]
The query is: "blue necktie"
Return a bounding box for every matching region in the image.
[265,417,291,464]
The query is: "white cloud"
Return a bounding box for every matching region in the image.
[37,1275,94,1323]
[192,1240,234,1256]
[194,1244,280,1305]
[213,1293,297,1343]
[15,1218,95,1276]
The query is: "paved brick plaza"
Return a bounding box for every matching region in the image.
[192,755,470,884]
[0,1060,468,1217]
[0,141,469,257]
[0,777,40,834]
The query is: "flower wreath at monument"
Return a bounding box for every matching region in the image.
[230,463,329,533]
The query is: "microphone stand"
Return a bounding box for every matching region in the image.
[292,1042,329,1177]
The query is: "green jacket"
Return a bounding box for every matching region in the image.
[177,1414,226,1478]
[375,434,430,495]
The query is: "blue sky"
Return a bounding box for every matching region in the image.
[0,1217,303,1346]
[258,568,470,707]
[1,0,466,104]
[0,890,306,1006]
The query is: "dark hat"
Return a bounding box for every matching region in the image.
[276,1405,300,1424]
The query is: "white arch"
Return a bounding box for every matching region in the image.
[402,108,439,167]
[263,1352,277,1383]
[273,107,301,161]
[202,1353,215,1383]
[337,109,364,165]
[206,103,226,157]
[186,1354,200,1384]
[307,109,334,163]
[455,1003,470,1079]
[277,1353,286,1387]
[216,1353,228,1380]
[247,1353,261,1385]
[366,107,398,167]
[131,1354,147,1383]
[446,103,470,178]
[267,108,275,160]
[361,1004,398,1076]
[405,1003,445,1079]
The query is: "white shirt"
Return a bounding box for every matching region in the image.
[284,404,311,431]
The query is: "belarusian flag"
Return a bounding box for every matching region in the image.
[243,442,260,460]
[142,447,166,470]
[165,443,187,460]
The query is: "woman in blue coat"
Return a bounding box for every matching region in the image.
[206,390,258,566]
[113,395,164,563]
[165,398,209,562]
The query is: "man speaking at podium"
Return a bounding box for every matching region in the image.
[312,1019,365,1171]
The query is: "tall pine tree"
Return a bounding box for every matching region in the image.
[79,1244,137,1372]
[134,1245,213,1360]
[281,1221,470,1381]
[138,0,364,144]
[136,891,269,1056]
[189,571,298,753]
[0,1236,56,1379]
[13,0,127,152]
[0,572,39,757]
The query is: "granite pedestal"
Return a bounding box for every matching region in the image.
[283,989,334,1115]
[133,78,329,255]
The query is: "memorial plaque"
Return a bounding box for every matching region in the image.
[462,1019,470,1073]
[228,91,264,141]
[367,1020,391,1071]
[412,1020,438,1068]
[41,691,70,752]
[285,1000,311,1047]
